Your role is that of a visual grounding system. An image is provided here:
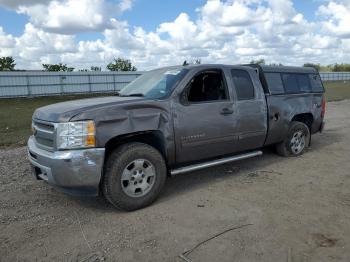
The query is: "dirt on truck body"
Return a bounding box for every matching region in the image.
[28,64,325,210]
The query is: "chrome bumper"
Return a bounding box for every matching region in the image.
[27,136,105,196]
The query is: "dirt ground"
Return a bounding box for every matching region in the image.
[1,100,350,262]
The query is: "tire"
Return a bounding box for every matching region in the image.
[275,121,310,157]
[102,142,167,211]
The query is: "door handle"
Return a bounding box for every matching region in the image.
[220,107,234,115]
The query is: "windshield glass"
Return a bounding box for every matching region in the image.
[119,67,188,99]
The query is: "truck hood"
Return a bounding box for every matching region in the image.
[33,96,143,122]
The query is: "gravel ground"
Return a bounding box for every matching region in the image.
[1,100,350,262]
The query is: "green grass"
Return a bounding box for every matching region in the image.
[0,81,350,147]
[324,81,350,102]
[0,94,112,147]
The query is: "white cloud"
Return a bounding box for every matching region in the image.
[200,0,270,27]
[317,1,350,38]
[1,0,350,70]
[0,27,16,57]
[1,0,133,34]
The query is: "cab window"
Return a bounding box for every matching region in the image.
[187,70,228,102]
[282,73,312,93]
[309,74,324,92]
[231,69,255,100]
[265,73,284,94]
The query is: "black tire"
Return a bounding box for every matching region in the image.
[275,121,310,157]
[103,142,167,211]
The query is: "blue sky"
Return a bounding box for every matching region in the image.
[0,8,27,36]
[0,0,348,69]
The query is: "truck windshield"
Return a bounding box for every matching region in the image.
[119,67,189,99]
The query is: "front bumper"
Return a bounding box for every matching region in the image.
[27,136,105,196]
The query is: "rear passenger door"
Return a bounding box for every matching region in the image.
[230,69,267,152]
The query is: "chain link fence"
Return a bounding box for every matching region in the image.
[319,72,350,81]
[0,71,349,98]
[0,71,142,98]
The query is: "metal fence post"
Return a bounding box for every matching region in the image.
[26,75,31,97]
[88,74,92,94]
[59,75,64,95]
[113,73,117,91]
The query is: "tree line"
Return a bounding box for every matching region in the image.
[0,57,138,72]
[250,59,350,72]
[1,56,350,72]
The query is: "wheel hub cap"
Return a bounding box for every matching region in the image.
[121,159,156,198]
[290,131,306,154]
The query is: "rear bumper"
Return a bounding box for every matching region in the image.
[27,136,105,197]
[319,121,325,133]
[311,119,325,134]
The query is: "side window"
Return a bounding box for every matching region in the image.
[187,71,228,102]
[296,74,312,92]
[282,73,312,93]
[282,74,299,93]
[231,69,255,100]
[264,73,284,94]
[309,74,324,92]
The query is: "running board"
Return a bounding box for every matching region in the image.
[170,151,263,176]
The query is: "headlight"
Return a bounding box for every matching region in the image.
[56,121,96,150]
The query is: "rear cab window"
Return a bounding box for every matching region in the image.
[309,74,324,92]
[264,72,323,95]
[264,73,284,94]
[282,74,300,93]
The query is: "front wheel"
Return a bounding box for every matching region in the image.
[276,121,310,157]
[103,143,167,211]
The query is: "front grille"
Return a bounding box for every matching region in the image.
[32,119,55,151]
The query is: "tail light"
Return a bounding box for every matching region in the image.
[321,96,326,118]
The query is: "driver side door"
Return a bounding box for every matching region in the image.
[173,68,238,164]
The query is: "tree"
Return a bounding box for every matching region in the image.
[331,63,350,72]
[249,59,265,65]
[107,58,137,71]
[79,66,102,72]
[0,56,16,71]
[268,63,284,67]
[42,63,74,72]
[183,59,201,66]
[303,63,321,71]
[90,66,102,71]
[194,59,201,64]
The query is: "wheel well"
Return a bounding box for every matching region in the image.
[292,113,314,130]
[104,131,167,160]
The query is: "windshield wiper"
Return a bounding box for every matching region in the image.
[115,92,145,97]
[127,93,144,97]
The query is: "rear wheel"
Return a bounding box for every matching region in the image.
[276,121,310,157]
[103,143,167,211]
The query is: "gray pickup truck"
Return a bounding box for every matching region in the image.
[28,64,325,211]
